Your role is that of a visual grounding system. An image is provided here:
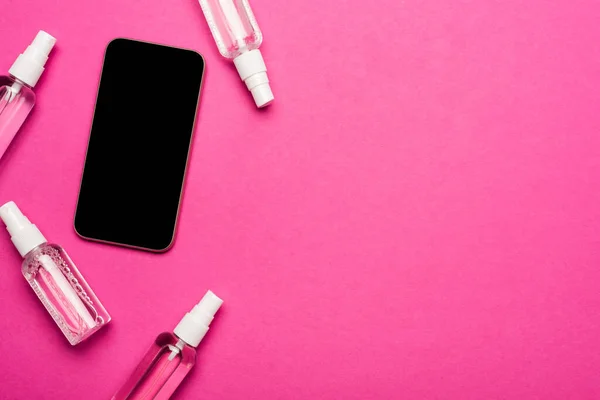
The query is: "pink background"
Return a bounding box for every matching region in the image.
[1,0,600,399]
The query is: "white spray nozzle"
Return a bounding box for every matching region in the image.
[0,201,47,257]
[194,290,223,321]
[233,49,274,108]
[0,201,30,236]
[174,290,223,347]
[9,30,56,88]
[31,31,56,56]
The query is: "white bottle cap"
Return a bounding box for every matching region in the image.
[233,49,274,108]
[0,201,47,257]
[9,31,57,88]
[174,290,223,347]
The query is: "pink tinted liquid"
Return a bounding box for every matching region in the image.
[0,76,35,161]
[113,332,197,400]
[22,243,111,345]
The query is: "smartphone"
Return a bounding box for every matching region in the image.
[74,39,205,252]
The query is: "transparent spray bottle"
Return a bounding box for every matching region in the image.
[0,201,110,345]
[0,31,56,161]
[112,291,223,400]
[198,0,274,108]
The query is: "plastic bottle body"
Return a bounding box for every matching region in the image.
[0,75,35,161]
[22,243,111,345]
[112,332,197,400]
[199,0,262,59]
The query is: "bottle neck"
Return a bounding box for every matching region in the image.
[173,334,195,349]
[167,338,188,361]
[9,75,31,89]
[23,241,49,259]
[4,76,29,103]
[13,227,48,258]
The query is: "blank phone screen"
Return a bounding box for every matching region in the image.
[74,39,204,252]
